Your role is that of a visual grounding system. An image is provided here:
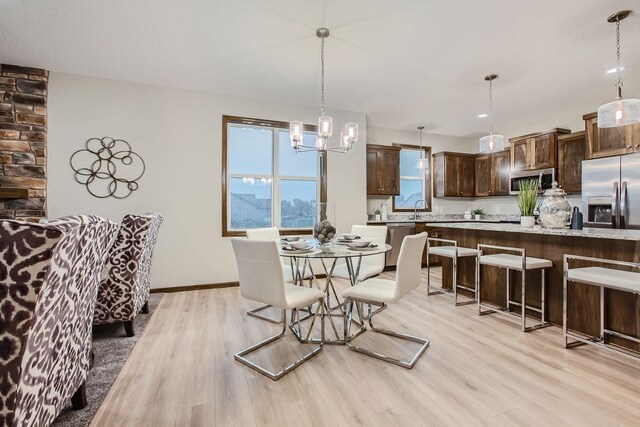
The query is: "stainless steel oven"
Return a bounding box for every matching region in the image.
[509,168,555,195]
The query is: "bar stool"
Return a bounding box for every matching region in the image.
[563,254,640,359]
[426,237,478,306]
[476,244,552,332]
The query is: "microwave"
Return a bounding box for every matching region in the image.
[509,168,555,194]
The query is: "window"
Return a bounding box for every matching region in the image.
[392,145,431,211]
[222,116,326,236]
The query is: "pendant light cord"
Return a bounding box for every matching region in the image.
[615,19,623,98]
[320,34,325,116]
[488,78,494,135]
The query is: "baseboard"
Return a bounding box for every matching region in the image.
[150,281,239,293]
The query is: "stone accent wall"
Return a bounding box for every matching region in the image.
[0,64,48,220]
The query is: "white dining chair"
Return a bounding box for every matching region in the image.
[341,232,429,369]
[332,225,388,282]
[231,238,325,380]
[246,227,314,324]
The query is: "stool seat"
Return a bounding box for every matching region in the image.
[567,267,640,292]
[480,253,552,270]
[429,246,477,258]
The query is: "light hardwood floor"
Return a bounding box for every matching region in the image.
[91,267,640,426]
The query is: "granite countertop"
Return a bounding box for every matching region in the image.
[367,214,520,224]
[367,219,504,224]
[434,222,640,241]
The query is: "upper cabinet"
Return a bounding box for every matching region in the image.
[433,152,475,197]
[557,131,585,193]
[366,144,400,195]
[583,112,640,159]
[475,149,510,197]
[509,128,570,172]
[490,149,511,196]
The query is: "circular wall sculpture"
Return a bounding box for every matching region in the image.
[70,137,145,199]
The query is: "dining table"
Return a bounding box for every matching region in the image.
[279,239,392,344]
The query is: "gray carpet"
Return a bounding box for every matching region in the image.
[52,293,163,426]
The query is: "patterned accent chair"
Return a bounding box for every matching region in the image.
[93,213,163,337]
[0,215,117,427]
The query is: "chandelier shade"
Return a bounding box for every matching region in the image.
[597,10,640,128]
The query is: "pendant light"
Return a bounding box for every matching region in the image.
[290,28,359,152]
[597,10,640,128]
[416,126,428,169]
[478,74,505,153]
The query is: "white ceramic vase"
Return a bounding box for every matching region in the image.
[520,216,535,228]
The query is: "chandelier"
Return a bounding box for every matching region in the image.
[290,28,358,153]
[478,74,506,153]
[597,10,640,128]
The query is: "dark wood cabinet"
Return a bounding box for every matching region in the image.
[474,150,510,197]
[433,152,475,198]
[583,112,640,159]
[474,155,490,196]
[557,131,585,193]
[509,128,570,172]
[490,149,511,196]
[366,144,400,195]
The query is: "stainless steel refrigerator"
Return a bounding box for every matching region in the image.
[582,152,640,229]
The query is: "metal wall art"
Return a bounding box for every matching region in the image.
[70,137,145,199]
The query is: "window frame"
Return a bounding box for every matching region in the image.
[222,115,327,237]
[391,143,432,212]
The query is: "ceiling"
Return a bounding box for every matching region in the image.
[1,0,639,137]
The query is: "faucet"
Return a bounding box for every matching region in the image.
[414,199,428,220]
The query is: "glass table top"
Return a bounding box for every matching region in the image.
[279,239,391,259]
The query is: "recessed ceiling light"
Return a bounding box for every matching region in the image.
[606,66,625,74]
[477,113,488,118]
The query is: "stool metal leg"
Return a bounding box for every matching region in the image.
[521,266,527,332]
[563,259,568,348]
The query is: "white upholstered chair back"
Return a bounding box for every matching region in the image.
[393,232,427,300]
[246,227,280,241]
[232,238,287,308]
[351,225,388,268]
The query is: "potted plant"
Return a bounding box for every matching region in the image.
[472,208,485,221]
[374,208,381,221]
[518,179,539,228]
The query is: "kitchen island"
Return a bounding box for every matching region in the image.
[435,222,640,352]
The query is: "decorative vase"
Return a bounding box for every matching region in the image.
[538,182,572,228]
[314,202,337,246]
[520,216,535,228]
[474,214,481,221]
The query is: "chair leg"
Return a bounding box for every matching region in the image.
[71,381,88,409]
[235,305,323,381]
[248,304,284,324]
[124,320,135,337]
[141,301,150,314]
[345,299,429,369]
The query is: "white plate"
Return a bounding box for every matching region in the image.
[347,244,379,251]
[282,247,315,254]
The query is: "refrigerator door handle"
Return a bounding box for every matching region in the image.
[621,181,628,229]
[612,181,619,228]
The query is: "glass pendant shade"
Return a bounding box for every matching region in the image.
[479,134,506,153]
[344,123,358,142]
[597,98,640,128]
[318,116,333,138]
[289,121,304,147]
[340,132,351,150]
[415,156,429,170]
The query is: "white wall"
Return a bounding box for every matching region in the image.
[48,73,367,288]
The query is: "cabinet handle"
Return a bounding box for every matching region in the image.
[636,145,640,148]
[627,145,632,149]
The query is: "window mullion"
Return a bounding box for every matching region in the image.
[273,129,280,228]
